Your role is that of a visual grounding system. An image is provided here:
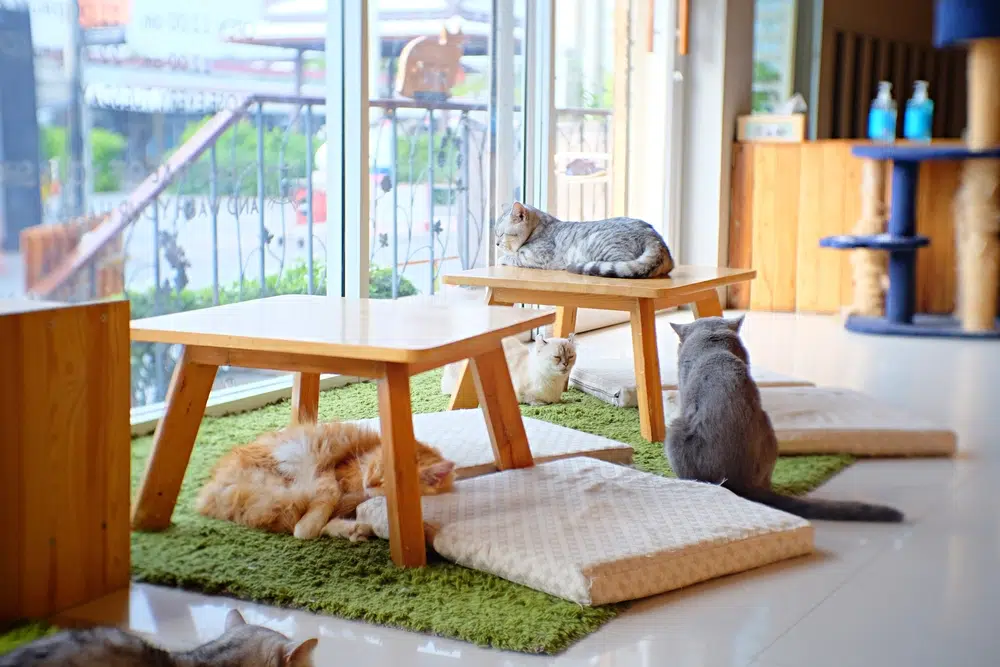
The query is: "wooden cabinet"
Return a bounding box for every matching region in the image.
[0,298,131,622]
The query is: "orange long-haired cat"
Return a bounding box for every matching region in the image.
[196,421,456,542]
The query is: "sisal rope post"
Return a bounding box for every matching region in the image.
[849,158,889,316]
[956,38,1000,331]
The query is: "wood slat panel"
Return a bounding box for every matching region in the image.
[856,37,876,138]
[837,33,858,139]
[817,28,838,140]
[915,160,959,313]
[795,143,853,312]
[729,141,965,314]
[749,146,800,311]
[727,144,753,309]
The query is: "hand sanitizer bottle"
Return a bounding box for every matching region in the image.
[868,81,897,143]
[903,80,934,142]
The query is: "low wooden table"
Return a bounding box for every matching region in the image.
[443,265,756,442]
[129,294,555,567]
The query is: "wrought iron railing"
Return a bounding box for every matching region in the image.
[25,94,612,405]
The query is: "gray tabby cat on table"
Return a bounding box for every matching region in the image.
[495,202,675,279]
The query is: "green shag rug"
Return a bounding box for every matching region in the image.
[0,623,58,656]
[131,370,853,654]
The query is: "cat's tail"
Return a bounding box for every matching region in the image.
[725,484,904,523]
[567,239,673,279]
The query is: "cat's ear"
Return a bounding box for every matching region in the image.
[420,460,455,485]
[726,315,745,333]
[284,637,319,666]
[511,201,527,220]
[669,322,688,341]
[535,335,548,348]
[566,332,576,346]
[224,609,246,630]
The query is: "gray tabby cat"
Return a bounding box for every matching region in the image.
[495,202,674,278]
[665,316,904,522]
[0,610,317,667]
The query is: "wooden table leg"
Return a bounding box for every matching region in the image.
[553,306,577,338]
[448,288,503,410]
[553,306,578,392]
[378,363,427,567]
[131,347,218,530]
[691,289,724,318]
[470,344,534,470]
[447,360,478,410]
[630,298,666,442]
[291,372,320,424]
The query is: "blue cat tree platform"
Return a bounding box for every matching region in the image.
[819,0,1000,339]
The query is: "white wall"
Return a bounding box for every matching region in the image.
[677,0,754,268]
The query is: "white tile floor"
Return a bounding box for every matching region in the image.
[54,310,1000,666]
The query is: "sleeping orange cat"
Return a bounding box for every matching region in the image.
[196,421,456,542]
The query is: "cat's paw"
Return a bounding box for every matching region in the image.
[293,514,327,540]
[323,518,375,542]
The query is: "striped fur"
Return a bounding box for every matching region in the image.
[495,202,674,278]
[0,610,317,667]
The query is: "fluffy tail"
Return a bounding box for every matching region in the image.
[567,242,673,278]
[726,484,904,523]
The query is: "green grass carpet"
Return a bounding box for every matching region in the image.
[0,623,58,656]
[131,370,853,654]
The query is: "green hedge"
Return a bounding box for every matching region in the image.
[42,125,127,193]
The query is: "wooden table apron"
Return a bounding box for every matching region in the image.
[447,286,728,443]
[129,340,537,568]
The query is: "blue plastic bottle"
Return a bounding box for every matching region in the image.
[903,80,934,142]
[868,81,897,143]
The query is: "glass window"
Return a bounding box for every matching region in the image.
[365,0,528,297]
[1,0,341,407]
[753,0,798,112]
[553,0,615,221]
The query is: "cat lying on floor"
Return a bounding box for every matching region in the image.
[440,334,578,405]
[665,316,904,522]
[0,609,317,667]
[494,202,674,278]
[196,421,456,541]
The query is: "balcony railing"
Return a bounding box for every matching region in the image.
[23,94,613,406]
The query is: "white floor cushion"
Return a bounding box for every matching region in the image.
[570,355,813,408]
[357,458,814,605]
[663,386,957,456]
[352,410,633,479]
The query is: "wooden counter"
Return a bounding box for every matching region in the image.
[726,139,992,314]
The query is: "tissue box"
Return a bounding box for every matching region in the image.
[737,114,806,142]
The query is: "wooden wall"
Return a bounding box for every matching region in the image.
[727,140,968,314]
[815,0,967,140]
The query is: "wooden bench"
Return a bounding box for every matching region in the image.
[442,265,756,442]
[129,295,554,567]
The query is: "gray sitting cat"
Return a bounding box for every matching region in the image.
[0,609,317,667]
[664,316,904,522]
[495,202,674,278]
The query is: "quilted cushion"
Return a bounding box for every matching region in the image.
[570,355,813,408]
[352,409,633,479]
[664,386,957,456]
[357,457,814,605]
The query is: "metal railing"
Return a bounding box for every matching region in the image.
[26,95,612,405]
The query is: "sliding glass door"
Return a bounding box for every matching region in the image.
[362,0,529,297]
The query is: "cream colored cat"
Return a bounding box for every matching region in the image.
[441,335,577,405]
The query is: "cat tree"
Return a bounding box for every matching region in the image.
[820,0,1000,337]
